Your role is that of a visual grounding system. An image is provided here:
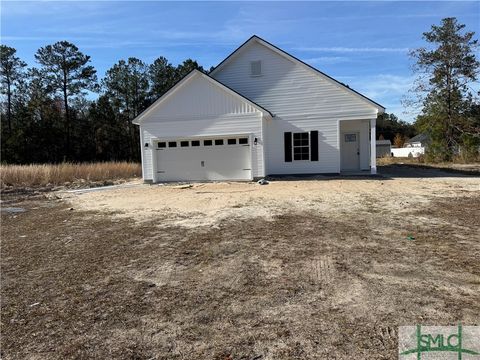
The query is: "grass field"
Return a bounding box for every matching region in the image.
[2,165,479,359]
[0,162,141,189]
[377,157,480,175]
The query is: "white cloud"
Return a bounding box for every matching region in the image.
[303,56,351,65]
[0,35,60,41]
[296,46,410,53]
[343,74,418,121]
[1,1,114,18]
[356,74,415,98]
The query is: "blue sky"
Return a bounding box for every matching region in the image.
[2,1,479,121]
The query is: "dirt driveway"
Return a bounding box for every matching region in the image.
[2,166,479,359]
[63,165,480,229]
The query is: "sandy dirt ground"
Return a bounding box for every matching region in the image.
[2,165,480,360]
[62,165,480,229]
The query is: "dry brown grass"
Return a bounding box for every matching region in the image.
[0,162,141,188]
[377,156,480,173]
[376,156,424,165]
[2,188,479,359]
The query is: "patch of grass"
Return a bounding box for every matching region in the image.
[0,162,141,188]
[377,156,480,173]
[377,156,424,166]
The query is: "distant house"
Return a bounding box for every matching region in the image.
[133,35,385,182]
[376,139,392,158]
[405,133,429,148]
[391,133,428,158]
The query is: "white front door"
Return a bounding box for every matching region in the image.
[341,132,360,171]
[155,136,251,181]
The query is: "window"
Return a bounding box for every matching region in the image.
[293,132,309,160]
[168,141,177,148]
[239,138,248,145]
[204,140,213,146]
[250,60,262,76]
[157,142,166,148]
[180,141,189,147]
[191,140,200,147]
[215,139,224,145]
[345,134,357,142]
[227,138,236,145]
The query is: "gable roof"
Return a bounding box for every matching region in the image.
[406,133,429,144]
[210,35,385,112]
[132,69,273,125]
[377,139,392,145]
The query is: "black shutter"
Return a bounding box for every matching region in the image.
[310,131,318,161]
[284,132,292,162]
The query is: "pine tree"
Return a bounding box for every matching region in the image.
[0,45,27,133]
[409,18,479,160]
[35,41,97,159]
[102,58,150,160]
[149,56,176,99]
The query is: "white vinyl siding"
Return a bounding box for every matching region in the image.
[142,72,260,122]
[212,41,379,174]
[266,117,339,174]
[139,72,265,180]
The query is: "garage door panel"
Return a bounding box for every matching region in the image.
[156,139,251,181]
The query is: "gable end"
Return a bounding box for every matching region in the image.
[210,35,385,113]
[133,69,273,125]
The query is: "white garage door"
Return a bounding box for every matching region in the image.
[155,136,251,181]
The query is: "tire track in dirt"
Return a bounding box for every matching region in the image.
[309,256,336,286]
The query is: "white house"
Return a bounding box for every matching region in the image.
[405,133,429,148]
[133,35,385,182]
[391,133,428,158]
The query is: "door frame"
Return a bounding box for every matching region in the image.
[340,131,360,171]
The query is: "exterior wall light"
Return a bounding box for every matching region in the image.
[254,137,258,145]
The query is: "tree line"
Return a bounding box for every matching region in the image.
[0,40,421,165]
[1,17,478,164]
[376,112,416,147]
[1,41,204,163]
